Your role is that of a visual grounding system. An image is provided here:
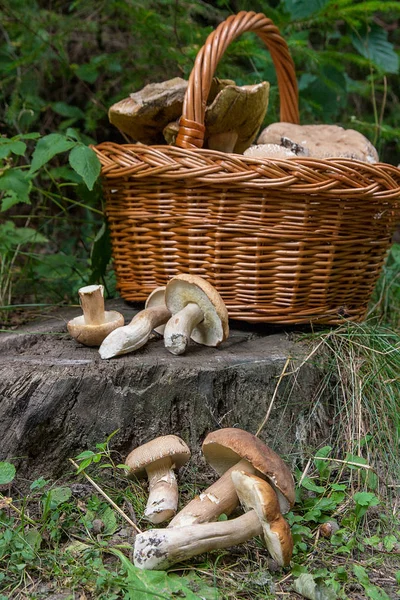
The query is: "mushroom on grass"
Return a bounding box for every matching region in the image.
[134,470,293,570]
[99,287,170,359]
[168,428,295,528]
[67,284,124,347]
[125,435,191,524]
[163,274,229,355]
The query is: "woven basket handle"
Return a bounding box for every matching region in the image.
[176,11,299,149]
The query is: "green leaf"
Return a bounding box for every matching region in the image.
[301,477,326,494]
[89,222,112,284]
[314,446,332,479]
[75,450,96,460]
[0,462,16,485]
[29,134,76,174]
[351,24,399,74]
[51,102,85,119]
[110,548,217,599]
[0,222,48,252]
[281,0,330,20]
[68,144,101,190]
[354,492,379,507]
[292,573,336,600]
[0,139,26,159]
[100,506,117,536]
[383,535,397,552]
[75,62,99,83]
[0,169,32,209]
[42,486,72,510]
[24,529,42,551]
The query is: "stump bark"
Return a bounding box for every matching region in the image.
[0,300,331,480]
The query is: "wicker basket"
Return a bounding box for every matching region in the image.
[94,11,400,324]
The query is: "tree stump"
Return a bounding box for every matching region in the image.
[0,300,331,480]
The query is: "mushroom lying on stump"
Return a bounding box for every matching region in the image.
[163,274,229,356]
[168,428,295,527]
[134,470,293,570]
[67,284,124,347]
[99,287,170,359]
[125,435,191,524]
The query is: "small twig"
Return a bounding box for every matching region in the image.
[0,493,37,526]
[255,356,291,437]
[298,458,312,487]
[69,459,141,534]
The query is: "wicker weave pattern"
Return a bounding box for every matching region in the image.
[94,11,400,324]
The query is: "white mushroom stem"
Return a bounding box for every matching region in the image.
[164,302,204,355]
[134,509,261,570]
[168,458,255,527]
[79,285,106,325]
[144,457,179,524]
[99,305,171,359]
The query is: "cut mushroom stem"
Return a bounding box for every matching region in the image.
[99,287,171,359]
[79,285,106,324]
[144,457,179,524]
[67,284,125,347]
[168,458,254,527]
[134,471,293,570]
[163,302,204,355]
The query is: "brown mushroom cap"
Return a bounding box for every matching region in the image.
[108,77,187,144]
[125,435,191,478]
[232,470,293,566]
[205,82,270,153]
[257,122,379,163]
[165,274,229,347]
[202,428,295,513]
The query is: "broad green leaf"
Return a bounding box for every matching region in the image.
[314,445,332,479]
[0,169,32,209]
[353,492,379,507]
[29,134,76,174]
[75,62,99,83]
[68,144,101,190]
[292,573,336,600]
[0,139,26,159]
[75,450,96,460]
[100,506,117,535]
[281,0,330,20]
[111,548,217,600]
[351,24,399,74]
[51,102,85,119]
[0,462,16,485]
[24,529,42,551]
[300,477,326,494]
[0,222,48,252]
[383,535,397,552]
[42,486,72,510]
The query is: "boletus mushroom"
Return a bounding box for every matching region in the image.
[108,77,188,144]
[168,427,295,528]
[205,81,270,153]
[125,435,191,524]
[99,287,170,359]
[133,470,293,570]
[67,284,124,347]
[257,123,379,163]
[163,274,229,356]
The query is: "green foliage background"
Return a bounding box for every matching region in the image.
[0,0,399,319]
